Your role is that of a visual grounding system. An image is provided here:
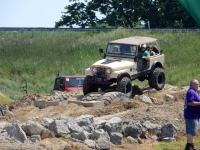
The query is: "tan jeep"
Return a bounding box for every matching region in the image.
[83,36,165,97]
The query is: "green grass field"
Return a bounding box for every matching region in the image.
[0,29,200,101]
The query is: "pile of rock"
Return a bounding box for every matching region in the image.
[0,115,177,149]
[81,92,129,106]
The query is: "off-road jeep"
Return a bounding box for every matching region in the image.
[54,76,85,92]
[83,36,165,97]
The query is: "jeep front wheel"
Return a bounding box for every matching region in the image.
[83,76,98,95]
[148,68,165,90]
[117,77,133,97]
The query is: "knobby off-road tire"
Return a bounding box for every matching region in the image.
[83,76,98,95]
[148,68,165,90]
[117,77,133,98]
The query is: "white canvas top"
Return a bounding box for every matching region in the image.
[109,36,158,45]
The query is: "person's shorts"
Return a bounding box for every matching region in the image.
[185,119,199,136]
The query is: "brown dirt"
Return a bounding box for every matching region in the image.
[0,85,194,150]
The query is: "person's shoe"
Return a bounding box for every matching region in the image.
[184,143,193,150]
[191,143,196,150]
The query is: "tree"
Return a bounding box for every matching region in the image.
[55,0,198,28]
[55,1,97,28]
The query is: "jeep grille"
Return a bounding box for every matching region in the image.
[96,67,105,75]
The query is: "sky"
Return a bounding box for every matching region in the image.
[0,0,89,28]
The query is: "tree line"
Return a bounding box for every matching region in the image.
[55,0,198,28]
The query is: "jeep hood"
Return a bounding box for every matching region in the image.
[91,58,134,70]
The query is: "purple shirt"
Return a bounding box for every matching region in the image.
[184,88,200,119]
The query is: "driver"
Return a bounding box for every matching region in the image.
[138,44,150,60]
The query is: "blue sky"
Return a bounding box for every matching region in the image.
[0,0,85,28]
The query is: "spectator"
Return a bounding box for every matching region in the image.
[184,79,200,150]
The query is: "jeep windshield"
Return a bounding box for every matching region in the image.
[66,78,84,87]
[106,44,136,56]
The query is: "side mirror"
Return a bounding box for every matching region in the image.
[104,53,106,59]
[99,49,103,53]
[99,48,105,58]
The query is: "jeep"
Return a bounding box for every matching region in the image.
[54,76,85,92]
[83,36,165,97]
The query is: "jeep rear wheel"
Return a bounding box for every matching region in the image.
[117,77,133,97]
[148,68,165,90]
[83,76,98,95]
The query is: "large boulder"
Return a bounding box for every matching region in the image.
[21,120,50,140]
[105,117,122,135]
[75,115,94,133]
[5,123,27,142]
[41,118,54,128]
[48,120,70,137]
[123,120,143,139]
[142,121,161,136]
[95,131,110,150]
[159,123,177,141]
[110,132,123,145]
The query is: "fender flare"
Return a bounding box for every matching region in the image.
[150,61,164,72]
[117,72,131,82]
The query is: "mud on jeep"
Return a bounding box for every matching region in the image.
[83,36,165,97]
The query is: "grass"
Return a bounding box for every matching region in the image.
[0,92,13,105]
[153,139,200,150]
[0,29,200,101]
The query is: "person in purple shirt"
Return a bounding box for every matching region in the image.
[184,79,200,150]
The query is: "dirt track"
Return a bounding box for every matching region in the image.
[0,85,191,150]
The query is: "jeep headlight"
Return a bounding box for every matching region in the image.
[92,67,97,73]
[106,68,111,74]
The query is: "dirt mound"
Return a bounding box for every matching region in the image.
[0,85,190,150]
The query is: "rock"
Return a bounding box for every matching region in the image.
[162,137,176,142]
[105,117,122,135]
[75,115,94,126]
[94,120,107,130]
[142,121,161,135]
[71,130,90,141]
[48,120,70,137]
[95,132,110,150]
[134,95,152,104]
[24,137,39,144]
[164,94,174,101]
[5,123,27,143]
[31,135,41,141]
[164,84,179,90]
[123,120,143,138]
[91,129,105,140]
[110,132,123,145]
[126,136,138,143]
[84,139,96,149]
[42,118,54,128]
[75,115,94,133]
[0,131,10,140]
[66,122,83,133]
[21,120,50,139]
[159,123,177,141]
